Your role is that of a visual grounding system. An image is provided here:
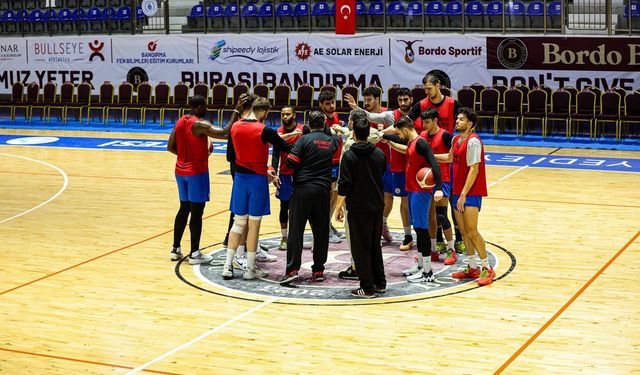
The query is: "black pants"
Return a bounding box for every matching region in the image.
[348,210,386,292]
[286,186,330,273]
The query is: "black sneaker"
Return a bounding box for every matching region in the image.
[351,288,375,298]
[338,266,358,280]
[280,270,299,285]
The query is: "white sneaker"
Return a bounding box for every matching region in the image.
[257,248,277,262]
[232,256,247,271]
[170,246,183,261]
[222,266,234,280]
[329,233,343,243]
[407,270,436,283]
[402,262,422,276]
[188,252,213,265]
[243,266,269,280]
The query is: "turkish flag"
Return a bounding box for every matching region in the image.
[335,0,356,34]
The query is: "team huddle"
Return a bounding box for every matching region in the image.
[168,73,494,299]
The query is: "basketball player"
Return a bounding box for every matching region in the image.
[335,113,387,298]
[407,73,465,252]
[345,87,418,250]
[280,111,340,284]
[318,90,345,242]
[435,108,494,286]
[222,98,293,280]
[168,95,221,264]
[383,116,443,282]
[271,106,304,251]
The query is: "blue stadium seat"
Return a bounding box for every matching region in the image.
[620,2,640,29]
[114,6,133,31]
[223,3,239,29]
[87,6,104,31]
[258,2,274,28]
[486,0,503,28]
[294,2,309,28]
[387,1,406,27]
[43,8,58,32]
[526,1,544,28]
[505,0,525,27]
[187,3,205,29]
[28,8,45,33]
[2,10,16,33]
[406,0,423,28]
[241,2,259,29]
[312,1,331,28]
[276,2,294,28]
[444,0,462,28]
[58,8,73,32]
[465,0,484,27]
[207,3,224,29]
[425,0,444,28]
[547,0,562,28]
[369,0,384,27]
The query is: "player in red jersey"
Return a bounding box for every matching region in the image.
[168,95,231,264]
[435,108,495,286]
[408,73,466,253]
[271,106,304,251]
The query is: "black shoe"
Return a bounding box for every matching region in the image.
[351,288,375,298]
[375,286,386,293]
[402,235,413,246]
[280,270,299,285]
[338,266,358,280]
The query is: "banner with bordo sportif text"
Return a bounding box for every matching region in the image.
[1,34,638,96]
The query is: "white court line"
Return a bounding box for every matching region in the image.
[488,165,529,188]
[0,152,69,224]
[125,298,276,375]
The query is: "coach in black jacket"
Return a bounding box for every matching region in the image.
[336,113,387,298]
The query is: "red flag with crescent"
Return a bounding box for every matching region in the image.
[335,0,356,34]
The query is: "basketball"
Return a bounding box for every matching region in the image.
[416,167,435,189]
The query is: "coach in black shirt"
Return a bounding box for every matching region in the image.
[336,113,387,298]
[280,111,340,284]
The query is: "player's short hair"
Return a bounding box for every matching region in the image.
[363,86,382,99]
[421,108,439,121]
[281,105,296,114]
[394,116,415,130]
[422,74,441,85]
[252,97,271,113]
[318,90,335,103]
[190,95,206,108]
[396,87,412,97]
[242,93,259,113]
[308,110,325,129]
[352,114,370,141]
[458,107,478,127]
[348,108,367,123]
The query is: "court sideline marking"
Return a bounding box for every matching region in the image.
[494,230,640,374]
[125,298,277,375]
[0,152,69,225]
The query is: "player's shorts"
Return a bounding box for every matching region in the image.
[441,181,451,198]
[276,174,293,201]
[451,194,483,212]
[392,172,407,197]
[331,164,340,183]
[383,164,393,194]
[407,191,432,229]
[175,172,210,203]
[230,172,270,216]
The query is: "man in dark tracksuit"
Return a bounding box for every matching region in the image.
[336,113,387,298]
[280,111,340,284]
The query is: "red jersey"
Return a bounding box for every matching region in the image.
[419,96,455,135]
[231,119,270,175]
[174,115,209,176]
[390,109,424,173]
[371,106,390,165]
[277,123,303,175]
[420,128,451,183]
[405,137,434,193]
[452,133,487,197]
[325,112,343,165]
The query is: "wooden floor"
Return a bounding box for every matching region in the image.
[0,129,639,374]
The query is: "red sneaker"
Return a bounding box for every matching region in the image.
[312,271,324,282]
[451,265,481,279]
[444,249,458,265]
[431,251,440,262]
[477,267,496,286]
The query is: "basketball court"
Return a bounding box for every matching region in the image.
[1,128,639,374]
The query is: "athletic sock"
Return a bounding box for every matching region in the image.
[481,257,489,268]
[225,248,236,268]
[431,239,437,252]
[281,228,287,237]
[246,252,256,269]
[404,226,412,236]
[468,255,478,269]
[422,258,432,273]
[447,239,455,250]
[236,245,246,258]
[417,254,424,269]
[383,216,388,225]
